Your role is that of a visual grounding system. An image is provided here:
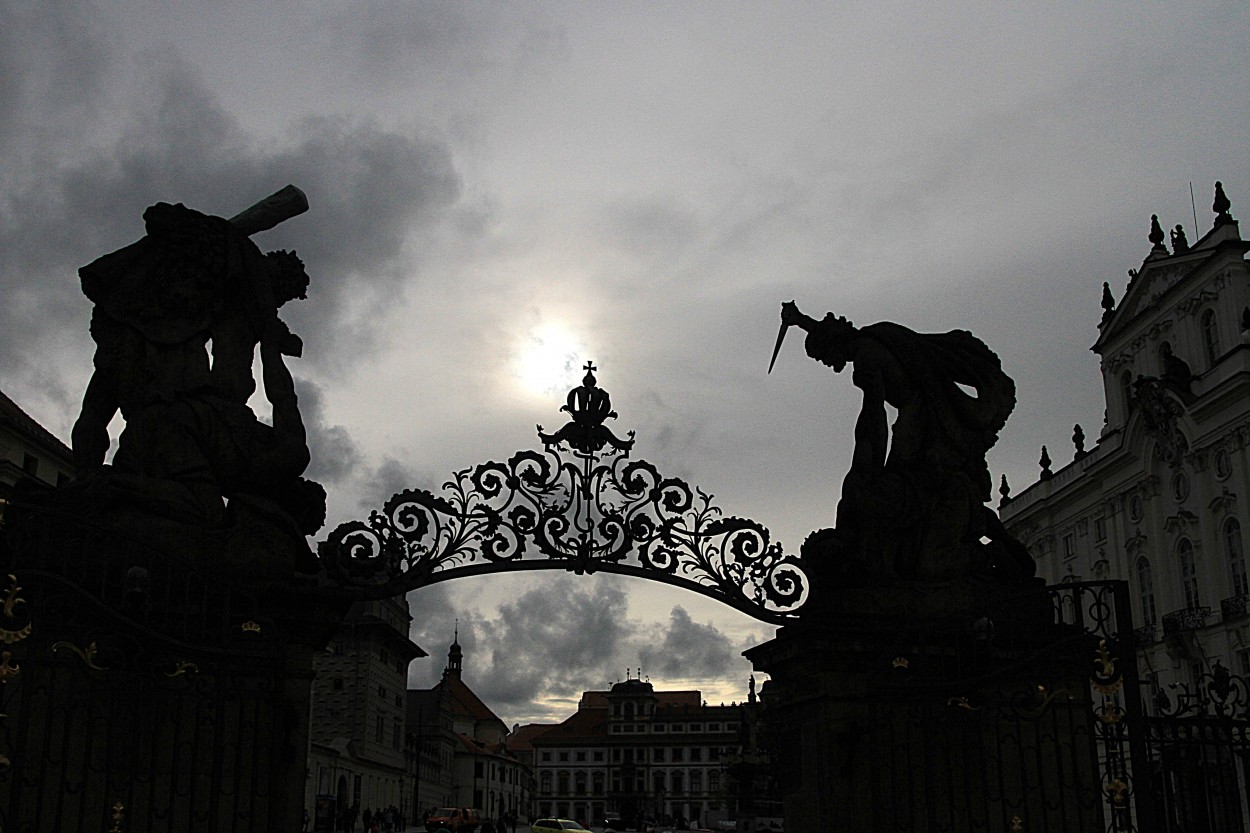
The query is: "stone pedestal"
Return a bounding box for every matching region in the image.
[745,587,1105,833]
[0,498,352,831]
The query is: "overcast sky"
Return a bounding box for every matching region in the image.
[4,2,1249,727]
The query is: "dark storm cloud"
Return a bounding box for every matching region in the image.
[296,378,362,485]
[0,50,463,399]
[0,3,112,156]
[475,577,631,705]
[329,3,568,93]
[403,574,755,725]
[404,576,633,717]
[356,457,430,512]
[638,606,736,679]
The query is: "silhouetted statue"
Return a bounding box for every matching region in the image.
[66,187,324,573]
[772,301,1034,587]
[1171,224,1189,254]
[1160,343,1194,399]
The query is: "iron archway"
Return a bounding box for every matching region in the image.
[321,363,808,624]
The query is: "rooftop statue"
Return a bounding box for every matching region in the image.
[64,186,324,574]
[771,301,1034,594]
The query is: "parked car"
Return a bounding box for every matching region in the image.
[427,807,482,833]
[589,817,626,833]
[532,819,593,833]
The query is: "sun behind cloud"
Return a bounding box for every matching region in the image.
[514,321,587,399]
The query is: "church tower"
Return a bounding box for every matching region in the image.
[445,624,463,679]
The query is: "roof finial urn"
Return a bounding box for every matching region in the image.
[1214,181,1235,227]
[1149,214,1167,253]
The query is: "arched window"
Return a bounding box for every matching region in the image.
[1228,519,1248,597]
[1178,539,1200,609]
[1203,309,1221,366]
[1136,556,1157,625]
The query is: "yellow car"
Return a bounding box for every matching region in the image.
[532,820,592,833]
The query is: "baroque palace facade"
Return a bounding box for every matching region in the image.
[1002,183,1250,698]
[526,676,760,827]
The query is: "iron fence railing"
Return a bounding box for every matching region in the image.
[1161,606,1212,636]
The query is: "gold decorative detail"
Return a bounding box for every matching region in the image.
[1098,701,1125,724]
[109,800,125,833]
[1034,684,1071,710]
[892,656,909,669]
[0,498,7,528]
[0,651,19,683]
[1010,815,1024,832]
[0,574,30,644]
[165,660,200,678]
[241,621,261,634]
[3,575,22,620]
[53,640,108,672]
[946,696,980,711]
[0,622,32,645]
[1105,778,1129,806]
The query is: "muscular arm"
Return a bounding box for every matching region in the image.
[850,365,889,472]
[259,320,310,474]
[72,366,119,473]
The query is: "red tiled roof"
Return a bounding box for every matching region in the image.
[455,732,516,760]
[531,706,606,744]
[507,723,556,751]
[578,689,703,710]
[442,673,504,726]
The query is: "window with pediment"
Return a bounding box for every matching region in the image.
[1136,556,1157,624]
[1228,519,1248,597]
[1178,539,1200,609]
[1203,309,1221,366]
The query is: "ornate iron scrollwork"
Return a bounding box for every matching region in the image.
[323,363,808,622]
[1155,659,1250,720]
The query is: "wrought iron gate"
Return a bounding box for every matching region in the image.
[0,502,338,832]
[1137,660,1250,832]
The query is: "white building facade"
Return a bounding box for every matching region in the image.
[531,678,749,827]
[1002,183,1250,698]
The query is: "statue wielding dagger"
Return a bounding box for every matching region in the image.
[768,300,804,373]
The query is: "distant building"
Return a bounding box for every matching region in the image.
[308,597,427,825]
[0,388,74,497]
[1002,183,1250,697]
[408,633,530,824]
[528,676,759,827]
